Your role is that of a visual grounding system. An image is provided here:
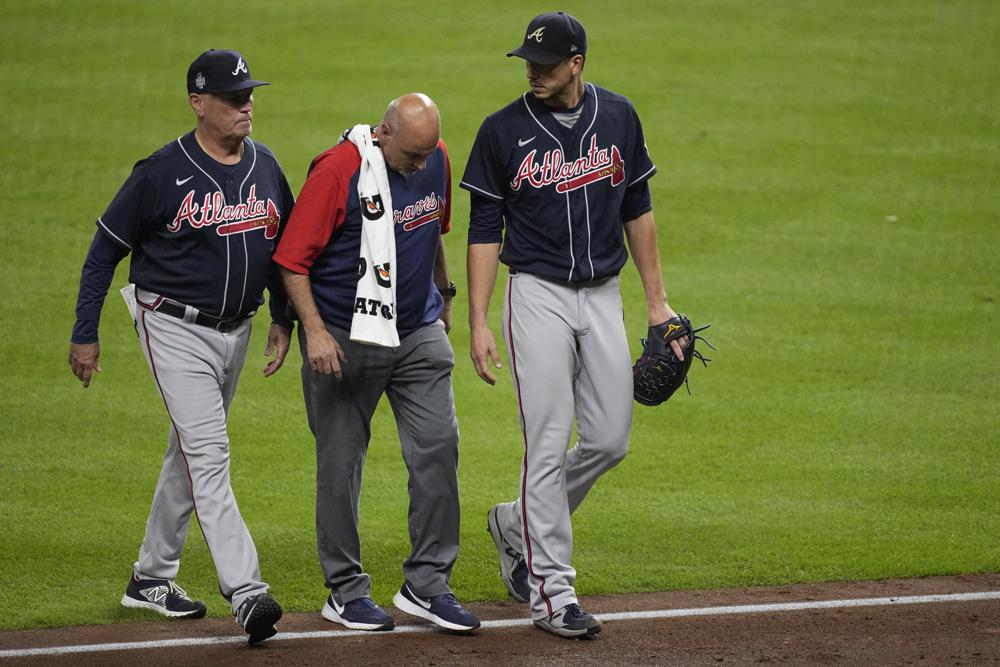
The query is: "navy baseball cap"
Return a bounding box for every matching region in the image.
[187,49,269,94]
[507,12,587,65]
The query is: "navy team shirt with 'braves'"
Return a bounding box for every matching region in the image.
[461,83,655,283]
[72,131,294,343]
[273,138,451,336]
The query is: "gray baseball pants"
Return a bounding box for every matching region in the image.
[132,291,268,613]
[299,320,461,604]
[495,271,633,621]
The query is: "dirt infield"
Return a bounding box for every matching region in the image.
[2,574,998,665]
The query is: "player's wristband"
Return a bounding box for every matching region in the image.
[438,281,457,299]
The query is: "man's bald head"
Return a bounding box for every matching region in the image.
[377,93,441,176]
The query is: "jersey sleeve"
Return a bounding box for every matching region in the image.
[620,179,653,222]
[278,165,296,217]
[273,148,355,275]
[627,106,657,187]
[71,229,130,344]
[96,161,154,249]
[267,162,296,329]
[460,119,506,201]
[468,194,504,245]
[439,139,452,235]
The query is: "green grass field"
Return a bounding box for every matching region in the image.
[1,0,998,630]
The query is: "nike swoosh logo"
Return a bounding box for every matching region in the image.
[176,176,194,186]
[407,585,432,610]
[332,599,345,615]
[518,137,535,147]
[242,599,258,623]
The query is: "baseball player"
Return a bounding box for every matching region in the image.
[274,93,479,634]
[462,13,688,639]
[68,49,292,644]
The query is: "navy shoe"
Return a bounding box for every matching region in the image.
[534,603,602,639]
[392,583,481,633]
[322,594,395,631]
[120,574,207,619]
[487,505,531,603]
[235,592,283,645]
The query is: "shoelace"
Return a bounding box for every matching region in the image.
[504,545,525,566]
[435,593,462,608]
[168,581,192,600]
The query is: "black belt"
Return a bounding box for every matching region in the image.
[152,300,252,333]
[508,267,614,288]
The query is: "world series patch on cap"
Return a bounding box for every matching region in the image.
[187,49,270,94]
[507,11,588,65]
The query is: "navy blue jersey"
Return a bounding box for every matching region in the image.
[97,131,294,318]
[274,139,452,336]
[461,83,656,282]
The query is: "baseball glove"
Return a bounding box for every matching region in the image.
[632,314,714,406]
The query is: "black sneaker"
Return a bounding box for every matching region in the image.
[235,592,283,645]
[322,594,395,631]
[120,574,206,619]
[392,583,481,633]
[534,603,602,639]
[487,505,531,603]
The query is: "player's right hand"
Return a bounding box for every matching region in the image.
[69,342,102,388]
[306,327,347,380]
[470,326,503,385]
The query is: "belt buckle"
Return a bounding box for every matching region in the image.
[216,318,238,333]
[215,309,254,333]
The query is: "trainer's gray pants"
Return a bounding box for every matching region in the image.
[132,296,268,613]
[300,321,461,604]
[496,271,633,621]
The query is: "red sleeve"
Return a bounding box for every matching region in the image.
[273,143,360,274]
[439,139,452,236]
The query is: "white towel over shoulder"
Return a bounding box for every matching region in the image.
[346,124,399,347]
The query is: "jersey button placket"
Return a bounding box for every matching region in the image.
[224,176,238,204]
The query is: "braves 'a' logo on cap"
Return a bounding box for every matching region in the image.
[361,194,385,221]
[527,27,545,42]
[232,57,248,76]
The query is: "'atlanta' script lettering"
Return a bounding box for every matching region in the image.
[169,184,279,239]
[510,135,625,193]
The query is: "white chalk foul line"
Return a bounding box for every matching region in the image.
[3,590,998,658]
